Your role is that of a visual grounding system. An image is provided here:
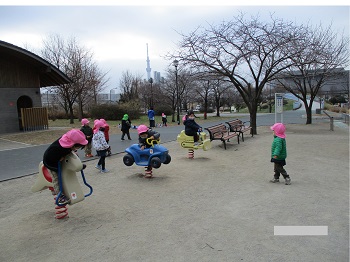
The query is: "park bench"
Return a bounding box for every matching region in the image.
[225,119,253,143]
[205,123,239,150]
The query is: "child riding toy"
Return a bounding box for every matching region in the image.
[176,130,212,158]
[123,124,171,178]
[123,136,171,178]
[31,152,93,219]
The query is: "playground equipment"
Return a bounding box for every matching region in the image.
[123,138,171,178]
[176,130,212,158]
[31,152,93,219]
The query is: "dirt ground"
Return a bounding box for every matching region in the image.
[0,123,349,262]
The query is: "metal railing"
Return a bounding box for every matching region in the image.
[323,111,334,131]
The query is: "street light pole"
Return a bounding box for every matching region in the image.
[173,59,180,124]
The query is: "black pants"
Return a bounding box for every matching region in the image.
[149,119,155,128]
[97,150,107,170]
[122,130,131,139]
[186,132,199,142]
[274,162,289,179]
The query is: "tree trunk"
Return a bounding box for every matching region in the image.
[69,105,74,124]
[305,106,312,124]
[249,107,258,135]
[216,106,220,117]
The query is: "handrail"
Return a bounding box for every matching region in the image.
[323,110,334,131]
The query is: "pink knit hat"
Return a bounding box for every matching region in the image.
[270,123,286,138]
[93,120,106,134]
[59,129,88,148]
[81,118,89,126]
[137,125,149,135]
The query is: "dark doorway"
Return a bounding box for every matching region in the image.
[17,95,33,130]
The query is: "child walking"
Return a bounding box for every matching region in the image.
[183,110,202,146]
[80,118,94,157]
[137,125,160,178]
[43,129,88,204]
[92,120,110,173]
[269,123,291,185]
[121,114,132,140]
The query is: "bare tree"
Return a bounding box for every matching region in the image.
[170,13,306,134]
[119,70,142,103]
[192,79,212,119]
[210,78,231,116]
[41,34,108,123]
[275,24,349,124]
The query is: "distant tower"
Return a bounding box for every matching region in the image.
[146,43,151,80]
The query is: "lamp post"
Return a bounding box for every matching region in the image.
[269,83,272,113]
[173,59,180,124]
[149,77,153,108]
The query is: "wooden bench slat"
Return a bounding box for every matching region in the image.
[205,123,239,150]
[225,119,253,142]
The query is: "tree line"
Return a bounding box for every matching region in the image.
[40,13,349,133]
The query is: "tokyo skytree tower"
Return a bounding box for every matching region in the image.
[146,43,151,80]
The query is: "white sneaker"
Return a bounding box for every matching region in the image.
[95,165,101,170]
[101,169,109,173]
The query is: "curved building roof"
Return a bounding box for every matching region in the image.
[0,40,71,87]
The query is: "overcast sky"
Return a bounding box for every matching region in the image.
[0,3,349,93]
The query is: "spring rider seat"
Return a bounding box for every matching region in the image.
[176,130,212,159]
[31,152,93,219]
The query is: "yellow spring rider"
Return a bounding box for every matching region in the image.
[176,130,211,158]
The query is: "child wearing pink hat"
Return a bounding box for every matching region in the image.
[80,118,93,157]
[92,120,110,173]
[43,129,88,204]
[270,123,291,185]
[137,125,160,178]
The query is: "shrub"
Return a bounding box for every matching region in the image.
[89,102,142,121]
[153,104,173,116]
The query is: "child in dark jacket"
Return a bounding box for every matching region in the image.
[43,129,88,204]
[121,114,132,140]
[269,123,291,185]
[183,110,202,145]
[80,118,93,157]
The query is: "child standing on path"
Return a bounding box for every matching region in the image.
[121,114,132,140]
[43,129,88,204]
[147,107,155,128]
[100,119,111,156]
[269,123,291,185]
[80,118,94,157]
[161,113,167,127]
[183,110,202,146]
[93,120,110,173]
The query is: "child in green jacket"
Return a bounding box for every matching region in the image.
[269,123,291,185]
